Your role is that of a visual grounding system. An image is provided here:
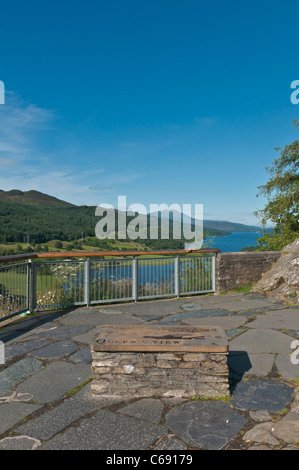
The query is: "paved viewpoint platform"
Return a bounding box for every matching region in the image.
[0,292,298,450]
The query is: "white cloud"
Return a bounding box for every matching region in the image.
[0,92,144,206]
[0,92,54,163]
[0,93,105,203]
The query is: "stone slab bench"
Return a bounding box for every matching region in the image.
[91,325,230,399]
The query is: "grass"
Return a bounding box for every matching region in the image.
[220,285,252,295]
[0,271,65,296]
[191,394,231,402]
[66,378,93,397]
[0,238,145,254]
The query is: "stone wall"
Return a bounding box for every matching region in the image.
[91,350,230,399]
[215,251,282,293]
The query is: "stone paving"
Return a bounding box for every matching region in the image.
[0,292,298,450]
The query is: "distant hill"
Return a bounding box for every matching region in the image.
[0,189,74,207]
[202,219,260,233]
[150,209,261,233]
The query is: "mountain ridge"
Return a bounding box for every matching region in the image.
[0,189,75,207]
[0,188,261,235]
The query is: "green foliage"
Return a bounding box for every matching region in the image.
[255,120,299,250]
[0,202,98,244]
[255,228,298,251]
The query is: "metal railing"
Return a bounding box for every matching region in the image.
[0,249,219,321]
[0,262,30,318]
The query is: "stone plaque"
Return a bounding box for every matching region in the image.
[93,325,228,353]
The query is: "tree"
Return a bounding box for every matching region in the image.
[255,120,299,250]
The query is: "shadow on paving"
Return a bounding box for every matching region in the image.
[0,308,76,344]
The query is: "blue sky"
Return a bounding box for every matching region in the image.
[0,0,298,226]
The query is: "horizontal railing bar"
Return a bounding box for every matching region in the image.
[35,249,221,258]
[181,289,215,295]
[36,256,212,265]
[0,249,220,264]
[137,293,175,300]
[34,260,87,265]
[0,262,31,270]
[0,253,37,263]
[0,307,29,320]
[90,297,135,305]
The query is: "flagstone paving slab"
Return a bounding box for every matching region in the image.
[71,327,98,345]
[34,325,90,340]
[184,315,247,330]
[243,422,280,446]
[193,295,276,310]
[0,312,65,343]
[39,409,167,450]
[181,303,204,311]
[0,402,42,434]
[29,339,78,359]
[108,298,186,316]
[59,310,145,326]
[14,386,114,441]
[209,299,274,311]
[229,352,275,377]
[247,308,299,329]
[246,353,276,377]
[0,358,43,395]
[157,309,230,323]
[271,413,299,444]
[275,353,299,380]
[230,380,295,412]
[271,391,299,443]
[15,361,92,403]
[229,328,293,354]
[69,346,92,364]
[225,328,247,339]
[4,339,51,362]
[166,401,247,450]
[117,398,164,424]
[249,410,273,422]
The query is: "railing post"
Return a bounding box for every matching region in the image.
[132,257,138,302]
[212,254,216,292]
[28,259,36,313]
[84,258,91,306]
[175,255,180,297]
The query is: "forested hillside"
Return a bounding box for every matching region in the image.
[0,200,228,244]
